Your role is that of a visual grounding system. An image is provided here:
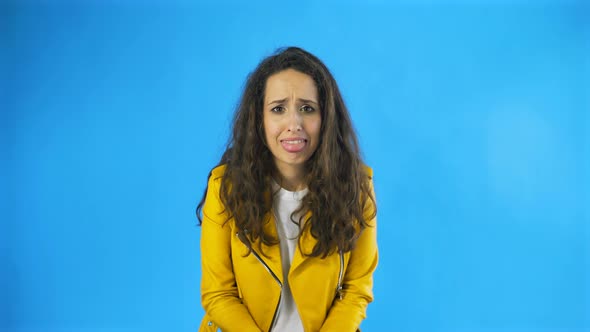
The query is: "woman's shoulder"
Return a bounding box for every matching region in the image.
[204,164,227,193]
[202,164,230,225]
[362,164,373,179]
[210,163,227,180]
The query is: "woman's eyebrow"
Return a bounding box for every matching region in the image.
[267,98,288,105]
[267,97,318,105]
[298,98,318,105]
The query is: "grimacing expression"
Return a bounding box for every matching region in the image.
[263,69,322,177]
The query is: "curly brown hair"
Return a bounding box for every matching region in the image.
[196,46,376,258]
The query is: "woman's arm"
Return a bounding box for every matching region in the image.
[200,173,262,332]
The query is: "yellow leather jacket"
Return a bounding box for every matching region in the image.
[199,165,378,332]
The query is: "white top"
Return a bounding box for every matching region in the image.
[270,182,306,332]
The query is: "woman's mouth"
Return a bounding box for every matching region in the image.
[280,138,307,153]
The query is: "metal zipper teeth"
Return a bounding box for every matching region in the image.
[267,293,282,332]
[250,249,282,286]
[249,247,282,332]
[336,250,344,300]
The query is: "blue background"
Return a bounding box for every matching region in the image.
[1,0,588,331]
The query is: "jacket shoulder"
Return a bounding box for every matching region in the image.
[362,164,373,179]
[210,164,227,181]
[202,164,229,226]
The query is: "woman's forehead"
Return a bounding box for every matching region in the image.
[264,69,318,103]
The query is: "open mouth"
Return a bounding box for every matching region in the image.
[280,138,307,153]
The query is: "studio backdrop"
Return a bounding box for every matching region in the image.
[2,0,588,331]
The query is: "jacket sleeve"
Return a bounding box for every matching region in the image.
[320,178,378,332]
[200,173,262,332]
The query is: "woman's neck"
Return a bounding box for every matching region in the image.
[274,166,306,192]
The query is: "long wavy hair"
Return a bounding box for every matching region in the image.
[196,46,376,258]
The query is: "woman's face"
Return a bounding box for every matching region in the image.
[263,69,322,178]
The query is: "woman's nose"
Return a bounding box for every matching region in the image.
[287,109,303,132]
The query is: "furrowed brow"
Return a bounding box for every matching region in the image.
[267,98,288,105]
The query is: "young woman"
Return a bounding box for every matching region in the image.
[196,47,377,332]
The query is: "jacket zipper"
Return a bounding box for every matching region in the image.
[244,236,345,330]
[248,243,283,332]
[336,250,344,300]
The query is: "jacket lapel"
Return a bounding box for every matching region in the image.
[260,211,284,283]
[289,211,317,275]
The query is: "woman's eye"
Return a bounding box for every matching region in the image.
[271,106,284,113]
[300,105,315,113]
